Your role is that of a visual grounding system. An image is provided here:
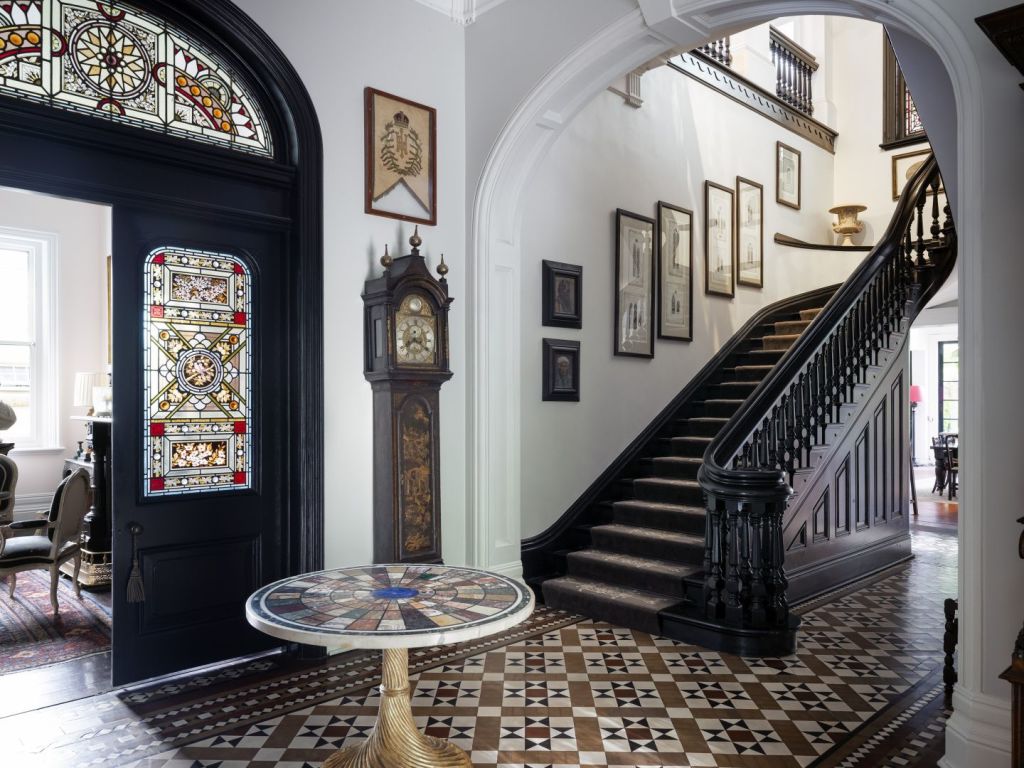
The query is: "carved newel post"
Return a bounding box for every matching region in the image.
[363,229,453,564]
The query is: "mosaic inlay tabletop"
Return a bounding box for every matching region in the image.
[246,564,533,643]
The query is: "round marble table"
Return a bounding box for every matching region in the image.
[246,563,534,768]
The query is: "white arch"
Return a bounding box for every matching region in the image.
[468,0,985,761]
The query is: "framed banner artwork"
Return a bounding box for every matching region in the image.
[776,141,801,210]
[892,149,941,200]
[364,87,437,225]
[657,201,693,341]
[704,182,735,298]
[614,208,655,358]
[736,176,764,288]
[542,260,583,328]
[542,338,581,402]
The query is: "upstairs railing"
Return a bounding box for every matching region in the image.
[697,155,956,633]
[770,27,818,116]
[698,37,733,67]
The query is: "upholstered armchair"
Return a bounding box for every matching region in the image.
[0,469,90,614]
[0,453,16,526]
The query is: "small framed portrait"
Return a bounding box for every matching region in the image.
[892,149,940,200]
[542,338,580,402]
[656,201,693,341]
[736,176,763,288]
[542,260,582,328]
[364,87,437,225]
[776,141,801,210]
[614,208,655,358]
[704,181,735,297]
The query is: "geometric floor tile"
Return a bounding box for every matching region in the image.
[699,717,788,755]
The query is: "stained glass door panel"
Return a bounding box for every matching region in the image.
[143,247,251,496]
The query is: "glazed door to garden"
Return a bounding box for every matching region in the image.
[111,206,287,685]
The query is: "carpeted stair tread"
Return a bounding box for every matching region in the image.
[612,498,705,533]
[633,477,703,505]
[728,365,775,381]
[762,333,800,351]
[650,455,702,479]
[541,576,679,634]
[566,549,699,597]
[774,319,812,335]
[800,307,823,321]
[687,399,745,419]
[667,435,713,457]
[675,417,729,436]
[590,523,705,560]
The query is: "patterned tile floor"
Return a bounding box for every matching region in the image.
[3,529,957,768]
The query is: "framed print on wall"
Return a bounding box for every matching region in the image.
[892,149,941,200]
[542,338,580,401]
[776,141,802,210]
[657,201,693,341]
[614,208,655,358]
[364,87,437,225]
[736,176,764,288]
[704,182,735,298]
[542,260,583,328]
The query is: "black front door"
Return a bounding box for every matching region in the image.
[111,206,287,685]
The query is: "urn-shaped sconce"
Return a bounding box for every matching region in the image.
[829,204,867,246]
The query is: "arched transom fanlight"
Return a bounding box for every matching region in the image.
[0,1,273,156]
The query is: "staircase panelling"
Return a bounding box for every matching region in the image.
[782,331,911,604]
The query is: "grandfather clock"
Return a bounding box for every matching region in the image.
[363,228,453,564]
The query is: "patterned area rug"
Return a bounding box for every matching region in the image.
[0,569,111,673]
[1,530,957,768]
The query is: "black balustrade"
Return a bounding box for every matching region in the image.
[698,38,732,67]
[769,27,818,117]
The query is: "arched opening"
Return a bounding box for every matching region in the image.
[468,0,982,761]
[0,0,322,687]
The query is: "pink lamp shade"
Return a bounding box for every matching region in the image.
[909,384,923,404]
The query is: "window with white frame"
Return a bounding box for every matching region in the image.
[0,229,57,447]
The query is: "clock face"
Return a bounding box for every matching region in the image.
[396,294,437,366]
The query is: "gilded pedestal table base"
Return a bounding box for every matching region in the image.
[323,647,471,768]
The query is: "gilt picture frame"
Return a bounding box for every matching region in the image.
[364,87,437,225]
[736,176,764,288]
[656,201,693,341]
[542,338,580,402]
[614,208,655,358]
[704,182,735,298]
[776,141,801,210]
[542,260,583,328]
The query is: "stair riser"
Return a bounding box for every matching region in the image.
[668,437,712,458]
[707,383,758,400]
[650,457,701,479]
[731,367,772,382]
[613,503,705,534]
[687,401,742,419]
[740,350,786,365]
[591,528,704,561]
[542,582,662,634]
[676,419,728,437]
[634,480,704,506]
[565,554,688,597]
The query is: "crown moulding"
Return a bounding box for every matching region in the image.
[411,0,511,25]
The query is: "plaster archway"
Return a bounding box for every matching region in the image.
[468,0,986,764]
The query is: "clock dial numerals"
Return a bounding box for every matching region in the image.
[395,294,437,366]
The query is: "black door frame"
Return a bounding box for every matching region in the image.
[0,0,323,607]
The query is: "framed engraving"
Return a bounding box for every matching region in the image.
[542,338,580,402]
[614,208,655,358]
[776,141,802,210]
[364,87,437,225]
[892,148,941,200]
[705,182,735,298]
[736,176,764,288]
[542,260,583,329]
[657,201,693,341]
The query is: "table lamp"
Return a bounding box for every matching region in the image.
[73,372,101,416]
[909,384,923,465]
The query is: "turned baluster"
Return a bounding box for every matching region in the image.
[725,499,743,620]
[915,194,927,267]
[703,496,726,617]
[723,37,732,66]
[931,180,941,241]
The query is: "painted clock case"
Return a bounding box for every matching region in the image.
[363,236,453,565]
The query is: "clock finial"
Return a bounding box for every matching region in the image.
[437,253,449,280]
[409,225,422,255]
[380,244,393,271]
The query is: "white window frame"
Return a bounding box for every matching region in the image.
[0,227,58,450]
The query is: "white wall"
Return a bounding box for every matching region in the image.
[518,63,867,538]
[1,188,110,511]
[234,0,467,569]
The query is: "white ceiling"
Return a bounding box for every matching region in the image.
[411,0,512,25]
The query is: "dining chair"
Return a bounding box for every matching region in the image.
[0,454,16,526]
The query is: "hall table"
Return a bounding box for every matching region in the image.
[246,563,535,767]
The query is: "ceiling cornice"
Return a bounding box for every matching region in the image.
[411,0,511,26]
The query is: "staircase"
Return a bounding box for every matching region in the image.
[537,305,828,633]
[524,154,956,656]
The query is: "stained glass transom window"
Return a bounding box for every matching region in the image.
[0,1,272,156]
[144,246,252,497]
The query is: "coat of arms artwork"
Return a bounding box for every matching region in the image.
[364,87,437,225]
